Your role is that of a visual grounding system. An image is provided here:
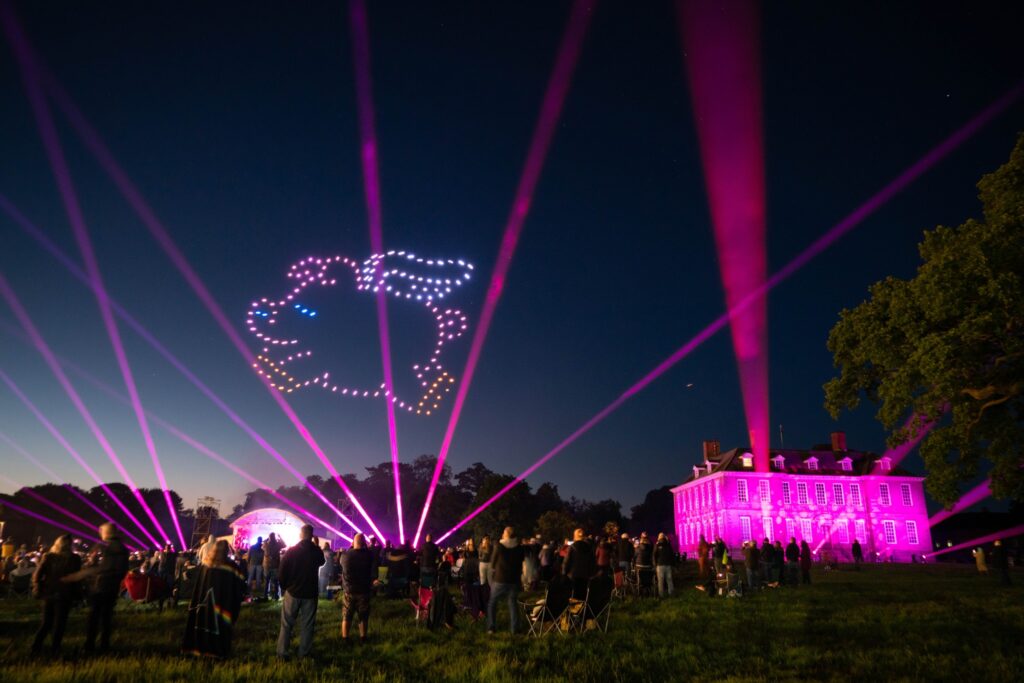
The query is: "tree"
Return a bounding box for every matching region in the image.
[536,510,577,543]
[629,486,674,535]
[825,134,1024,506]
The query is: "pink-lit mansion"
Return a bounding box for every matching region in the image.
[671,433,932,562]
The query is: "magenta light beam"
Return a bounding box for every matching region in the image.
[929,480,992,527]
[350,0,404,543]
[38,76,385,543]
[2,8,184,550]
[0,431,144,544]
[0,498,105,546]
[927,523,1024,558]
[0,275,165,548]
[0,198,366,537]
[414,0,595,547]
[679,0,769,471]
[438,83,1024,543]
[0,475,104,542]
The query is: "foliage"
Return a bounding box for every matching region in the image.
[535,509,577,542]
[825,134,1024,506]
[628,486,674,535]
[1,565,1022,681]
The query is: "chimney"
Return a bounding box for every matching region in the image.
[831,431,847,452]
[702,440,720,461]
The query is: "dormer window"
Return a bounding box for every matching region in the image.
[878,457,892,472]
[705,461,714,473]
[804,456,819,471]
[741,453,753,468]
[839,457,853,472]
[693,466,701,479]
[772,455,786,470]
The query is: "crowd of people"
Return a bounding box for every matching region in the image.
[0,522,1015,659]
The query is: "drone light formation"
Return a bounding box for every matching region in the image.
[438,83,1024,543]
[679,0,769,471]
[413,0,595,547]
[3,5,182,549]
[0,199,366,538]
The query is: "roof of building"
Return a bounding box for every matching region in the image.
[678,446,916,486]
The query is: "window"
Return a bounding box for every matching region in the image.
[900,483,913,507]
[805,457,819,471]
[850,483,862,507]
[854,519,867,544]
[741,455,753,468]
[772,455,786,470]
[785,518,796,541]
[879,483,891,506]
[906,520,919,545]
[883,520,897,545]
[879,457,892,472]
[800,518,813,542]
[759,480,770,504]
[797,482,809,505]
[740,516,752,542]
[833,483,845,505]
[716,480,721,503]
[782,481,792,505]
[815,482,828,506]
[839,458,853,472]
[763,517,773,542]
[737,479,749,503]
[837,520,850,544]
[819,518,831,541]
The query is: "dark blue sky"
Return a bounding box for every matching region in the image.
[1,1,1022,519]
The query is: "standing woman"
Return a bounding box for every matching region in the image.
[477,536,492,587]
[799,540,813,585]
[30,534,81,655]
[182,540,246,658]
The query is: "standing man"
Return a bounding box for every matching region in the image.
[697,534,710,579]
[318,541,333,598]
[248,537,264,595]
[197,534,217,564]
[419,534,440,586]
[992,540,1011,586]
[654,533,677,597]
[263,532,283,599]
[339,534,375,642]
[563,528,595,599]
[276,525,324,660]
[851,538,863,570]
[486,527,525,634]
[65,523,129,654]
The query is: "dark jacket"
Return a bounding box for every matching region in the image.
[278,539,326,599]
[563,540,596,579]
[616,538,634,564]
[743,545,760,570]
[90,539,129,595]
[263,536,283,570]
[33,551,81,600]
[489,539,524,585]
[785,542,800,562]
[654,540,677,567]
[635,540,654,567]
[249,542,264,566]
[420,541,440,570]
[340,547,375,594]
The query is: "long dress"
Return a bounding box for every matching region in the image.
[181,562,246,658]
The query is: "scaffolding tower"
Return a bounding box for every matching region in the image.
[191,496,221,550]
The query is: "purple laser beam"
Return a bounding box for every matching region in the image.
[38,74,386,543]
[0,498,105,546]
[413,0,595,547]
[679,0,769,470]
[929,480,992,527]
[2,8,184,550]
[350,0,404,544]
[0,369,156,548]
[0,199,365,536]
[437,82,1023,543]
[0,473,125,549]
[927,523,1024,558]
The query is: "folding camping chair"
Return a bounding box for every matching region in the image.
[634,565,655,598]
[572,576,613,633]
[411,585,433,625]
[518,576,574,636]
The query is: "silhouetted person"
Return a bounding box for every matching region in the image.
[486,527,525,634]
[992,540,1011,586]
[563,529,596,599]
[182,540,245,658]
[420,535,440,585]
[340,534,375,642]
[851,539,863,570]
[31,534,81,655]
[65,523,129,653]
[276,525,324,659]
[697,534,710,579]
[263,532,283,599]
[785,538,800,585]
[248,537,265,594]
[799,540,812,584]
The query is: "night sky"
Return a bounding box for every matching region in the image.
[1,1,1022,522]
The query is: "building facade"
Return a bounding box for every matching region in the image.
[671,435,932,562]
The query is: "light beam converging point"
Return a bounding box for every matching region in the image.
[349,0,405,544]
[679,0,769,471]
[0,200,366,537]
[413,0,596,547]
[0,369,155,549]
[2,4,181,549]
[437,82,1024,544]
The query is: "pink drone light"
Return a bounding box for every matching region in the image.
[246,251,472,416]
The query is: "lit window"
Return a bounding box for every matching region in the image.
[758,480,770,504]
[772,455,786,470]
[883,520,897,545]
[900,483,913,507]
[840,458,853,472]
[906,520,919,545]
[805,457,819,471]
[762,517,773,542]
[879,483,891,506]
[833,483,845,505]
[741,455,753,468]
[879,457,892,472]
[850,483,862,507]
[785,518,796,541]
[800,518,813,542]
[782,481,792,505]
[737,479,749,503]
[815,482,827,506]
[740,516,752,542]
[797,482,809,505]
[837,520,850,544]
[854,519,867,544]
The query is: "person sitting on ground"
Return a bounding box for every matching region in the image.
[340,533,375,643]
[31,534,81,655]
[486,527,525,635]
[563,529,596,599]
[182,540,246,658]
[654,533,677,598]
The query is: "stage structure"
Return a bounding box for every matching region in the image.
[230,507,309,550]
[190,496,220,549]
[672,433,932,562]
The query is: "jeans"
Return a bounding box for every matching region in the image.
[248,563,264,593]
[32,598,72,652]
[265,566,280,599]
[656,566,674,597]
[85,592,117,651]
[479,561,491,586]
[486,582,520,633]
[276,592,318,658]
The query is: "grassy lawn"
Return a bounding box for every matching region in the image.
[1,563,1021,682]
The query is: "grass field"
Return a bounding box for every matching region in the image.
[1,563,1021,682]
